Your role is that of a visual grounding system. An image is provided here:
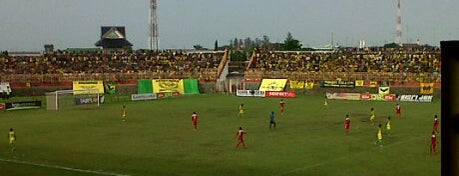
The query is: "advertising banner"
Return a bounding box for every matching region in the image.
[259,79,287,91]
[265,91,296,98]
[75,96,105,105]
[319,80,355,88]
[378,87,390,95]
[420,83,434,94]
[236,90,266,97]
[137,79,154,94]
[305,82,314,89]
[5,101,41,110]
[153,79,185,94]
[398,95,433,103]
[131,93,157,101]
[184,79,200,94]
[73,81,105,94]
[289,81,304,89]
[105,82,116,94]
[156,92,181,99]
[369,81,378,87]
[361,93,396,101]
[355,80,364,87]
[0,82,12,95]
[326,92,361,100]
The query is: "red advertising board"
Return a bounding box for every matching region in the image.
[383,94,397,101]
[265,91,296,98]
[360,93,371,100]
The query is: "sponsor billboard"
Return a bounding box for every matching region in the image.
[319,80,355,88]
[360,93,397,101]
[5,101,41,110]
[105,82,116,94]
[0,82,12,95]
[369,81,378,87]
[420,83,434,94]
[131,93,157,101]
[152,79,185,94]
[398,95,433,103]
[75,96,105,105]
[259,79,287,91]
[355,80,364,87]
[73,81,105,94]
[305,82,314,89]
[326,92,361,100]
[265,91,296,98]
[236,90,266,97]
[378,87,390,95]
[289,81,304,89]
[156,92,181,99]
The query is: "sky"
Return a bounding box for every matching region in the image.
[1,0,458,51]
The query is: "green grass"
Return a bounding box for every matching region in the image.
[0,94,441,176]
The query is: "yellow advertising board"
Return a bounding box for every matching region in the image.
[305,82,314,89]
[378,87,390,95]
[72,81,105,94]
[289,81,304,89]
[153,79,185,94]
[420,83,434,94]
[369,81,378,88]
[355,80,364,87]
[259,79,287,91]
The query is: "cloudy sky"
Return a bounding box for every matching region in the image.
[1,0,458,51]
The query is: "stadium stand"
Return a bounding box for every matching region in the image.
[0,46,441,88]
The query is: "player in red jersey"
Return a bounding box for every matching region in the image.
[430,131,437,155]
[191,112,198,130]
[280,99,286,114]
[396,104,401,118]
[235,127,247,149]
[344,115,351,134]
[433,115,439,134]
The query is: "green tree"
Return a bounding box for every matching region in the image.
[193,44,205,50]
[214,40,219,51]
[282,32,302,50]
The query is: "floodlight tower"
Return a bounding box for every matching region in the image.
[150,0,159,51]
[396,0,402,46]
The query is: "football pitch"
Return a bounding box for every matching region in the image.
[0,94,441,176]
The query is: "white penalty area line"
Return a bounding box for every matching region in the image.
[278,136,424,176]
[0,158,131,176]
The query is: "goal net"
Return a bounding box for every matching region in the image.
[46,89,104,110]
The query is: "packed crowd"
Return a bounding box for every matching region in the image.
[0,47,442,84]
[248,48,441,74]
[0,50,224,76]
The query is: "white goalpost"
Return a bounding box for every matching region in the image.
[46,89,102,110]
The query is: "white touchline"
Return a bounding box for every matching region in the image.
[0,158,131,176]
[278,136,424,176]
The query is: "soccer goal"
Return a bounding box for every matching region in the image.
[46,89,104,110]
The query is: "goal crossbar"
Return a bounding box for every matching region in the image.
[46,89,101,110]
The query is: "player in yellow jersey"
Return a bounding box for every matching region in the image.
[375,124,383,147]
[238,103,244,116]
[8,128,16,151]
[369,108,375,125]
[385,116,391,136]
[121,105,126,121]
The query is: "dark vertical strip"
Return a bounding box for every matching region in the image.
[440,41,459,176]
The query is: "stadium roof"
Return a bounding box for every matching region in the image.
[95,26,132,49]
